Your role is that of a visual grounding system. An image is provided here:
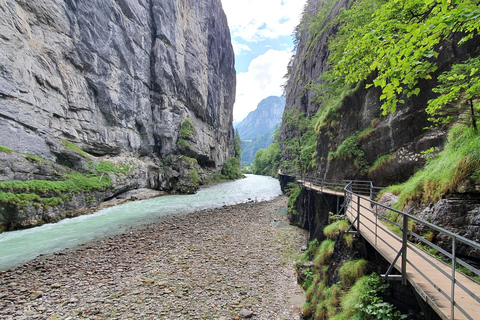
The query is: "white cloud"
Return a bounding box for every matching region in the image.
[233,49,292,121]
[232,41,251,56]
[222,0,306,42]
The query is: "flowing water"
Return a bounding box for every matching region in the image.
[0,174,282,270]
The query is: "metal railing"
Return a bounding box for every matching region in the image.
[289,173,480,320]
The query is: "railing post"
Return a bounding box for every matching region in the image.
[402,213,408,285]
[357,196,360,232]
[375,203,378,247]
[451,237,456,319]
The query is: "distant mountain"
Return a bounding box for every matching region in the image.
[236,96,285,141]
[235,96,285,164]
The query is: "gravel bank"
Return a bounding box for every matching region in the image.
[0,196,308,319]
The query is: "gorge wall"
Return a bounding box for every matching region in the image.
[279,0,480,248]
[0,0,236,229]
[280,0,480,187]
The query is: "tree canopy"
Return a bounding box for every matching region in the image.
[427,56,480,131]
[331,0,480,115]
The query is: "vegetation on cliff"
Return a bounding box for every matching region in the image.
[282,1,480,318]
[332,0,480,115]
[0,144,135,214]
[383,124,480,208]
[252,109,317,176]
[298,220,407,320]
[221,157,243,180]
[278,0,480,188]
[220,129,243,180]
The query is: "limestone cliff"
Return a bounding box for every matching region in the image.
[280,0,480,270]
[0,0,235,229]
[280,0,480,187]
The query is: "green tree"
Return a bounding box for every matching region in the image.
[222,157,243,180]
[331,0,480,114]
[252,127,282,176]
[234,129,242,159]
[253,149,266,175]
[427,56,480,132]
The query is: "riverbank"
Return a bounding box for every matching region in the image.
[0,196,308,319]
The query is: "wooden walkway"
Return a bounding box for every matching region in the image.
[302,182,480,320]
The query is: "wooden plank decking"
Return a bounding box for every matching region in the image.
[302,182,480,320]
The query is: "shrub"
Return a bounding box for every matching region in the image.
[189,169,199,186]
[177,138,190,148]
[324,219,350,239]
[0,192,41,207]
[285,182,301,214]
[179,119,195,138]
[182,156,198,165]
[328,133,369,171]
[221,157,242,180]
[332,274,407,320]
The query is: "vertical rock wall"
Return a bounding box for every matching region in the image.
[0,0,236,229]
[280,0,480,187]
[0,0,235,174]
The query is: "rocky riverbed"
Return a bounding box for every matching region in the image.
[0,196,308,319]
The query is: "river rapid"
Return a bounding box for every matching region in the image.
[0,174,282,270]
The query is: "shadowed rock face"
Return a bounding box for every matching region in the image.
[0,0,235,173]
[280,0,480,187]
[0,0,235,229]
[280,0,480,264]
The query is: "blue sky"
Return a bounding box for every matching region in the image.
[221,0,307,121]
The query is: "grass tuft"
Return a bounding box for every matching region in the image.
[382,125,480,208]
[0,145,14,153]
[324,219,350,239]
[95,161,131,174]
[343,234,354,248]
[61,140,90,158]
[338,259,368,288]
[369,153,395,173]
[314,239,335,268]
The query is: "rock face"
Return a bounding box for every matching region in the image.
[235,96,285,141]
[280,0,480,265]
[0,0,235,165]
[235,96,285,164]
[0,0,235,229]
[280,0,480,187]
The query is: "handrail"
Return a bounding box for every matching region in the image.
[284,172,480,320]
